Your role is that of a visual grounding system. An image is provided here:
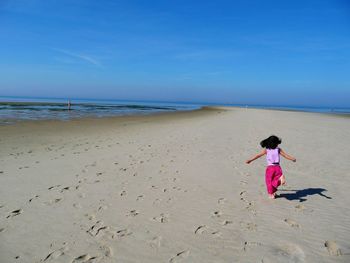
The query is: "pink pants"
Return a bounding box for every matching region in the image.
[265,165,283,194]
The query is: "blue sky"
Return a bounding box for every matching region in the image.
[0,0,349,106]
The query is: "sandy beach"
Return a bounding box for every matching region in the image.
[0,107,349,262]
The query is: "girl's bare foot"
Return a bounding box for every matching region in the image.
[280,175,286,185]
[268,194,275,199]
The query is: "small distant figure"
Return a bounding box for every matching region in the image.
[245,135,296,199]
[67,100,71,111]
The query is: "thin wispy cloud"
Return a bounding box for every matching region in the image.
[52,48,102,67]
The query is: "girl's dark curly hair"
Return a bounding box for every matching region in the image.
[260,135,281,149]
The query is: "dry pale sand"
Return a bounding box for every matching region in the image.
[0,107,349,263]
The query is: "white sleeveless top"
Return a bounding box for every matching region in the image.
[266,148,280,166]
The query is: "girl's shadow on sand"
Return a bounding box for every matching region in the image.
[277,188,332,202]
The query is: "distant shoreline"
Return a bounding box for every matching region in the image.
[0,96,348,114]
[0,97,349,127]
[1,103,349,127]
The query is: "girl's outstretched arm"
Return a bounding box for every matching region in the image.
[280,149,296,162]
[245,149,266,164]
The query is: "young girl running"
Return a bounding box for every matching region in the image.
[246,135,296,199]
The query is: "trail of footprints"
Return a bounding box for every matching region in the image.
[3,148,346,262]
[189,185,345,261]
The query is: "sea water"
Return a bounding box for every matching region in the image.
[0,96,349,125]
[0,97,201,124]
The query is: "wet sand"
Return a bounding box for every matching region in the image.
[0,107,349,262]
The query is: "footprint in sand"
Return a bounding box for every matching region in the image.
[98,205,108,211]
[194,225,208,234]
[43,246,69,261]
[149,236,162,249]
[240,221,257,231]
[243,241,263,251]
[71,254,99,263]
[18,166,30,170]
[48,185,61,190]
[126,210,139,217]
[284,219,300,228]
[222,220,233,226]
[84,214,96,221]
[267,243,305,263]
[60,186,70,193]
[7,209,22,218]
[244,203,257,215]
[153,198,162,205]
[240,180,248,185]
[100,227,133,240]
[212,211,222,218]
[28,195,40,203]
[44,198,62,205]
[136,195,144,201]
[239,190,247,197]
[295,204,306,211]
[100,245,113,258]
[169,250,190,263]
[325,240,342,256]
[211,230,222,237]
[218,198,227,204]
[280,244,305,262]
[87,221,108,237]
[73,203,82,209]
[166,198,174,204]
[114,228,132,238]
[152,213,169,223]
